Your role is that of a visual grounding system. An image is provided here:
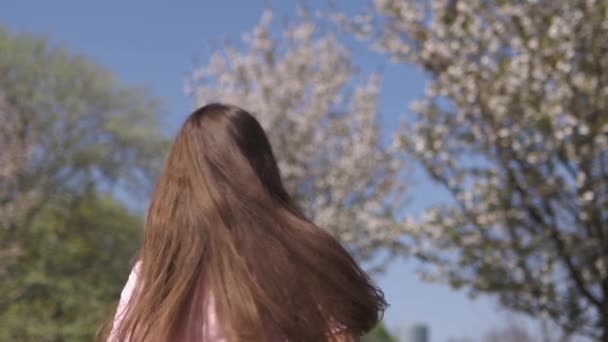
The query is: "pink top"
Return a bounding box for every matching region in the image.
[108,262,226,341]
[108,263,345,341]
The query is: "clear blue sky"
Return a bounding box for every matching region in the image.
[1,1,509,340]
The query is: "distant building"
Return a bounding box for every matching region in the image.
[399,324,429,342]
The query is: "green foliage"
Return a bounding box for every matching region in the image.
[0,26,167,196]
[0,25,167,277]
[0,193,141,341]
[362,322,397,342]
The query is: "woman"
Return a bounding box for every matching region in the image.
[104,104,386,341]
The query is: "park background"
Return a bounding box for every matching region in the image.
[1,1,606,341]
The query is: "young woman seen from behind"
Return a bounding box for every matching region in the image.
[103,103,386,342]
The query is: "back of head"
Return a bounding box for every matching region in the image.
[111,103,386,341]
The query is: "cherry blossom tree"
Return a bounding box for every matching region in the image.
[348,0,608,339]
[186,9,406,269]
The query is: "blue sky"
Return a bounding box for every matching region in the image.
[1,1,509,340]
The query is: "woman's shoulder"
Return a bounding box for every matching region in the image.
[132,260,141,274]
[129,260,142,281]
[120,261,141,301]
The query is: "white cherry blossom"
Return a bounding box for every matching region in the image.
[187,9,407,269]
[353,0,608,338]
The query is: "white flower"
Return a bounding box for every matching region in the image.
[188,10,407,265]
[352,0,608,335]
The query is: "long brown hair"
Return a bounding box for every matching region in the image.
[105,104,386,341]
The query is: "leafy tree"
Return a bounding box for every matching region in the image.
[0,27,166,275]
[187,9,406,269]
[482,321,537,342]
[0,192,141,341]
[362,322,397,342]
[349,0,608,339]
